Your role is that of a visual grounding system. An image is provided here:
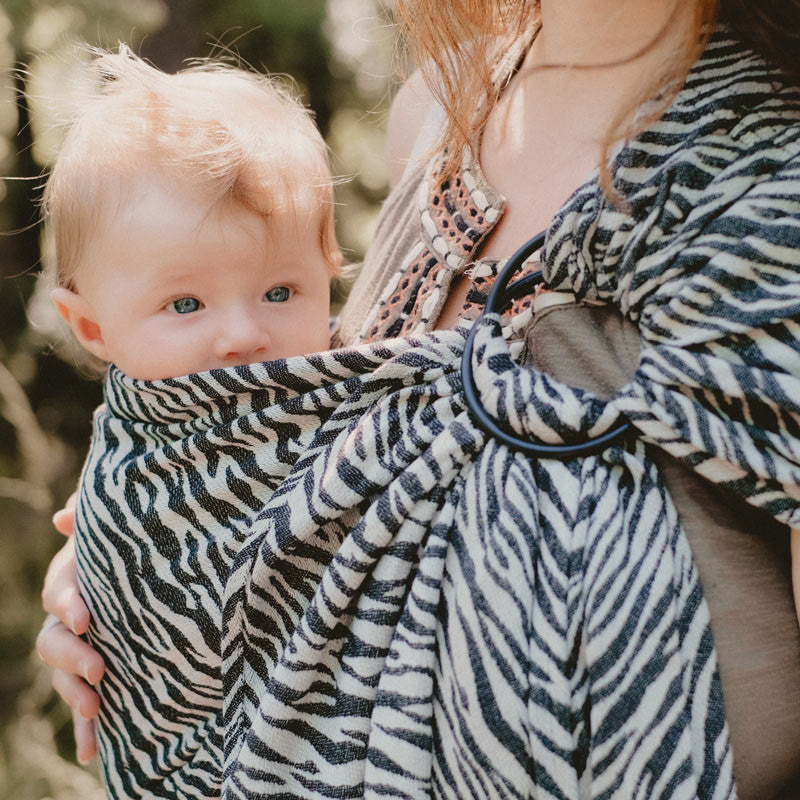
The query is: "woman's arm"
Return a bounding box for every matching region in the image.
[37,497,105,763]
[386,69,437,188]
[332,68,441,350]
[792,528,800,628]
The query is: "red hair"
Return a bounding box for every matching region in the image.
[394,0,799,182]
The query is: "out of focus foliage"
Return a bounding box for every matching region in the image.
[0,2,396,795]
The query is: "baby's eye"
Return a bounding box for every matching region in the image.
[169,297,202,314]
[264,286,291,303]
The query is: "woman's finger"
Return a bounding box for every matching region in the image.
[41,537,90,635]
[52,491,78,536]
[71,706,98,764]
[36,619,105,686]
[49,666,101,762]
[51,667,102,717]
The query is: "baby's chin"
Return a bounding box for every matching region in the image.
[116,346,332,381]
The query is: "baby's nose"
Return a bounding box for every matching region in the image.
[214,316,270,363]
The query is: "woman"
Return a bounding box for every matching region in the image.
[39,0,800,796]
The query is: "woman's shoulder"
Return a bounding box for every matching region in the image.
[386,69,444,188]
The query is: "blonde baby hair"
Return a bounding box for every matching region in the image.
[42,45,341,291]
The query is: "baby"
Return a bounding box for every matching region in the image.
[42,47,341,798]
[49,48,338,380]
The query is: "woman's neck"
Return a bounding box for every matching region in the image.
[535,0,691,68]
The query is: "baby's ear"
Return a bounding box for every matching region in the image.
[51,287,110,363]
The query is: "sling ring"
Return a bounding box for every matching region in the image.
[460,231,631,459]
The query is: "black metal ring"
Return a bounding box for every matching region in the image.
[460,231,631,459]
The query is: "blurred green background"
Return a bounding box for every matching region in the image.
[0,1,397,795]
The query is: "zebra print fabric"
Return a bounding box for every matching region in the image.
[74,31,800,800]
[75,361,335,797]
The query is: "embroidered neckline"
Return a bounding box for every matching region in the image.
[359,33,547,343]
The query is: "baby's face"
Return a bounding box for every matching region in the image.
[65,179,332,380]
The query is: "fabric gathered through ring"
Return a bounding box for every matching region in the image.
[461,230,632,458]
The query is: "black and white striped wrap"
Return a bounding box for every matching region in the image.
[73,31,800,800]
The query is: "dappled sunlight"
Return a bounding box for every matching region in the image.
[23,6,88,52]
[325,0,395,99]
[2,659,105,799]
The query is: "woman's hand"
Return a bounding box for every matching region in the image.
[37,495,105,763]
